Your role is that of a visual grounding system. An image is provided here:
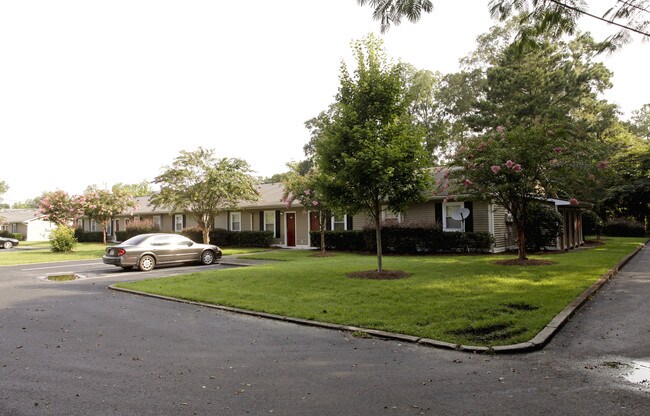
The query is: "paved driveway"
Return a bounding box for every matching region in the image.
[0,249,649,416]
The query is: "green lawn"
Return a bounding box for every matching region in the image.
[116,237,645,346]
[0,243,270,266]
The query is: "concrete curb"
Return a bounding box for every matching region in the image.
[109,240,647,355]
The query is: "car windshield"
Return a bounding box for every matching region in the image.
[121,234,152,246]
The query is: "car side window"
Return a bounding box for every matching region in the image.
[150,236,171,246]
[171,236,193,247]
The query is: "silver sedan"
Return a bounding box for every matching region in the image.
[102,233,222,271]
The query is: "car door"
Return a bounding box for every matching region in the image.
[149,235,174,264]
[169,235,199,263]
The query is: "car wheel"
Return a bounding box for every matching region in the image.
[200,250,215,265]
[138,255,156,271]
[2,241,13,249]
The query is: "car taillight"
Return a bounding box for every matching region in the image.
[117,249,126,256]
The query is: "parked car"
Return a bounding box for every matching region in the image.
[102,233,222,271]
[0,236,19,249]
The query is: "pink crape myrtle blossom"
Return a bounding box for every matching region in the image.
[491,165,501,174]
[512,164,522,172]
[597,161,609,170]
[505,160,514,169]
[496,126,505,133]
[312,200,319,206]
[569,198,579,205]
[463,179,473,188]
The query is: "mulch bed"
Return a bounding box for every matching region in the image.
[346,270,412,280]
[493,259,556,266]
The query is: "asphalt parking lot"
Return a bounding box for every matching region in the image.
[1,252,649,415]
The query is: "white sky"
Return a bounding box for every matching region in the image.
[1,0,647,205]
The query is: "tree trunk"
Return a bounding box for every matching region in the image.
[102,223,107,245]
[375,213,383,272]
[516,224,527,260]
[202,227,210,244]
[320,228,326,255]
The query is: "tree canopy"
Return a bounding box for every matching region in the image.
[312,34,431,272]
[357,0,650,49]
[151,147,259,244]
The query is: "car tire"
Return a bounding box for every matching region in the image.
[138,255,156,272]
[200,250,215,265]
[2,241,13,249]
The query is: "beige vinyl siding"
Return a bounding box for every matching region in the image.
[472,200,490,233]
[295,210,309,246]
[403,201,437,224]
[491,204,511,250]
[214,213,228,230]
[352,213,371,230]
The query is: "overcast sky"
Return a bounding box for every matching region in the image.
[1,0,647,205]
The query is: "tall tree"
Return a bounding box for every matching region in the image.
[357,0,650,48]
[313,35,431,272]
[628,103,650,140]
[151,148,259,244]
[449,33,615,260]
[112,180,154,197]
[0,180,7,204]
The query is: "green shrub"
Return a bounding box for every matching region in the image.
[179,228,273,247]
[310,224,494,254]
[0,230,23,240]
[603,218,646,237]
[122,219,160,240]
[74,228,104,242]
[50,226,77,252]
[582,210,603,237]
[524,203,564,251]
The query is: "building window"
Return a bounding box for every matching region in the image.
[332,215,347,231]
[230,212,242,232]
[90,220,97,232]
[174,214,183,232]
[11,223,18,233]
[382,208,401,223]
[443,202,464,232]
[152,215,161,230]
[264,211,276,237]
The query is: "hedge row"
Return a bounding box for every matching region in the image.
[74,229,104,243]
[182,228,273,247]
[310,225,494,254]
[603,218,646,237]
[0,230,24,241]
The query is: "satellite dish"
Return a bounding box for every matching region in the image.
[451,207,471,222]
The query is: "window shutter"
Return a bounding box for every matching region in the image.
[227,211,231,231]
[182,214,186,230]
[259,212,264,231]
[464,202,473,232]
[325,211,332,230]
[346,215,353,230]
[275,210,281,238]
[435,203,443,226]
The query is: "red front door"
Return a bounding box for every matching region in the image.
[287,213,296,247]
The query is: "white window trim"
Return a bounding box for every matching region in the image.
[152,215,161,229]
[443,201,465,232]
[174,214,183,232]
[90,219,97,232]
[382,208,402,223]
[264,210,277,238]
[12,223,18,233]
[230,211,242,232]
[331,214,348,231]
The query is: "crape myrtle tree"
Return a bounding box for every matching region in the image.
[281,162,332,255]
[80,186,136,244]
[151,147,259,244]
[448,32,614,260]
[312,34,431,273]
[38,190,83,226]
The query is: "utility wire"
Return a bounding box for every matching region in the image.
[548,0,650,37]
[617,0,650,14]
